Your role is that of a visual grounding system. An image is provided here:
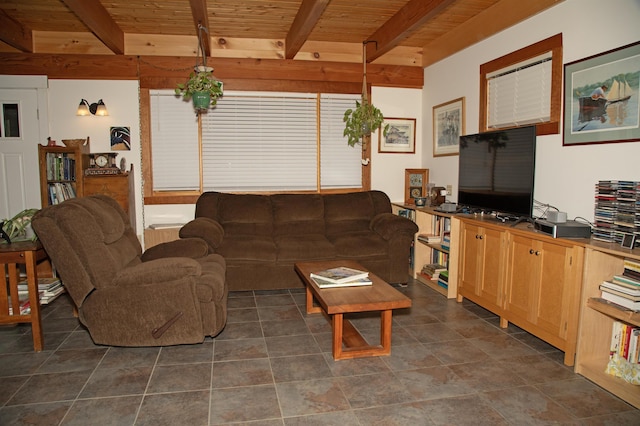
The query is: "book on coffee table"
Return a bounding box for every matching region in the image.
[310,266,369,284]
[310,276,372,289]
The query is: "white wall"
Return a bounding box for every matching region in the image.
[424,0,640,221]
[47,80,143,233]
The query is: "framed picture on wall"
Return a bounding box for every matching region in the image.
[563,41,640,146]
[378,118,416,153]
[404,168,429,204]
[433,97,465,157]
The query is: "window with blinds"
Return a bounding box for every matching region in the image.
[149,90,361,192]
[486,53,552,129]
[479,33,562,136]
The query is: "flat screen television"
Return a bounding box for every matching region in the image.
[457,125,537,218]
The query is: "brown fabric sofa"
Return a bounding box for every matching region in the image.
[179,190,418,291]
[32,195,228,346]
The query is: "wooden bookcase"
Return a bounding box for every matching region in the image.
[392,204,459,299]
[575,241,640,409]
[38,143,89,207]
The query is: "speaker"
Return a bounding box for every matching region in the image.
[547,211,567,223]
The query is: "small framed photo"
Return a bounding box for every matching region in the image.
[433,97,465,157]
[621,233,636,249]
[404,168,429,204]
[378,118,416,153]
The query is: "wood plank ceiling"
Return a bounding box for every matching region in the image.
[0,0,563,68]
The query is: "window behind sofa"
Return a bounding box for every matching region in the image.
[150,90,362,193]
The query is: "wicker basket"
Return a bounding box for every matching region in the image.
[61,138,88,148]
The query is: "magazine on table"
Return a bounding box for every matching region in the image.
[309,266,369,284]
[310,276,372,289]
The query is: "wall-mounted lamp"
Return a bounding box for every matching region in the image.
[77,99,108,116]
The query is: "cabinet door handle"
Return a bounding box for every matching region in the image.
[529,249,535,254]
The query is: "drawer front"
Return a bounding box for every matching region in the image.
[83,176,129,212]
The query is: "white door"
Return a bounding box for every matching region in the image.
[0,88,42,220]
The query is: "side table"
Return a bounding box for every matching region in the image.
[0,241,49,351]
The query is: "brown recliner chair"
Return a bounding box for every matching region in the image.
[31,195,227,346]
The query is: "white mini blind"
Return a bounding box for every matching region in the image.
[320,94,362,189]
[487,52,552,129]
[201,92,318,191]
[150,90,200,191]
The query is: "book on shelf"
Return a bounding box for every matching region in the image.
[600,291,640,311]
[310,266,369,284]
[417,234,441,244]
[623,258,640,274]
[420,263,446,280]
[600,281,640,298]
[611,274,640,289]
[17,277,61,291]
[310,276,372,289]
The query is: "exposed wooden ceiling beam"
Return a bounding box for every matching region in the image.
[61,0,124,55]
[189,0,211,57]
[0,9,33,52]
[365,0,455,62]
[421,0,564,66]
[285,0,331,59]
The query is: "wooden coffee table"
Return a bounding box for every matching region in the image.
[295,260,411,360]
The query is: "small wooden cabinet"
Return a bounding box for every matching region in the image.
[456,217,584,366]
[83,172,132,214]
[457,221,508,316]
[38,143,89,206]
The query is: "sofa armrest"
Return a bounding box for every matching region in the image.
[179,217,225,250]
[113,257,202,286]
[142,238,209,262]
[370,213,419,240]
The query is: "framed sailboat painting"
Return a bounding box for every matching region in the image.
[563,41,640,146]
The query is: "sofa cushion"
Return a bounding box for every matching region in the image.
[324,192,376,236]
[330,231,388,259]
[275,234,336,262]
[272,193,325,236]
[218,193,273,236]
[217,235,277,262]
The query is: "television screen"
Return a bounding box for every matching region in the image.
[457,125,536,218]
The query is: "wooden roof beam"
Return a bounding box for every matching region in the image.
[61,0,124,55]
[421,0,564,67]
[285,0,331,59]
[365,0,455,62]
[0,9,33,52]
[188,0,211,57]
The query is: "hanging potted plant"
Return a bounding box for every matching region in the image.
[343,41,389,148]
[175,67,223,111]
[175,24,223,112]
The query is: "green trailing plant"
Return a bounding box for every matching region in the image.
[343,41,389,148]
[175,24,223,112]
[174,69,223,110]
[343,99,388,147]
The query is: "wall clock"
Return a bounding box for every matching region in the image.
[404,168,429,204]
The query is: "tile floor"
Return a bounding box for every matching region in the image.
[1,280,639,425]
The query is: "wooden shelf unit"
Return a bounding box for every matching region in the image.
[576,243,640,409]
[393,204,459,299]
[38,143,89,207]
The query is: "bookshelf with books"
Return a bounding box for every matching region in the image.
[393,204,459,299]
[38,142,89,207]
[576,240,640,409]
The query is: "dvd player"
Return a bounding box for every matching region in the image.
[534,219,591,238]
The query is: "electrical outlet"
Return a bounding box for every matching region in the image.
[446,185,452,196]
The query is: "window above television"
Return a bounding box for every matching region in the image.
[479,34,563,136]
